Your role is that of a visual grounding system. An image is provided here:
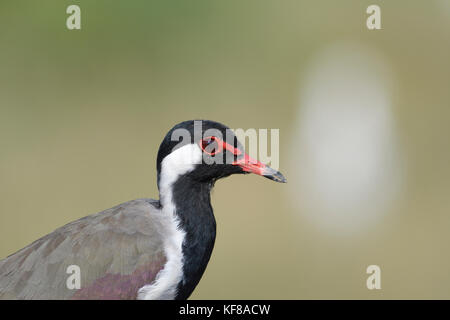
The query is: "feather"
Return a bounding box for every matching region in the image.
[0,199,167,300]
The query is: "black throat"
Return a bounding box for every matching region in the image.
[167,174,217,300]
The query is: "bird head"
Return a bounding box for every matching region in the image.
[156,120,286,189]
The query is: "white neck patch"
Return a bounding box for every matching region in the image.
[158,143,203,208]
[137,144,202,300]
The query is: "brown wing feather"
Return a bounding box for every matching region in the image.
[0,199,167,300]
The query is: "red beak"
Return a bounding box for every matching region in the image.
[208,137,286,183]
[232,153,287,183]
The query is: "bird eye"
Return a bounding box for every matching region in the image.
[200,136,222,155]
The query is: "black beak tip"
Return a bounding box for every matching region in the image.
[263,170,287,183]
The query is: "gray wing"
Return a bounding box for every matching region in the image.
[0,199,167,300]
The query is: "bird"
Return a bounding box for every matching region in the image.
[0,120,286,300]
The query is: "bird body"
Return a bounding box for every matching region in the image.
[0,120,285,299]
[1,199,167,299]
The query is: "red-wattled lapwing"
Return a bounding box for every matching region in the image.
[0,120,286,300]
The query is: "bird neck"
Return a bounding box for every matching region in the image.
[159,175,217,300]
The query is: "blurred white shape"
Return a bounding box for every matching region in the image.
[436,0,450,20]
[289,42,403,234]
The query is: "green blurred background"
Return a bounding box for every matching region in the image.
[1,1,449,299]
